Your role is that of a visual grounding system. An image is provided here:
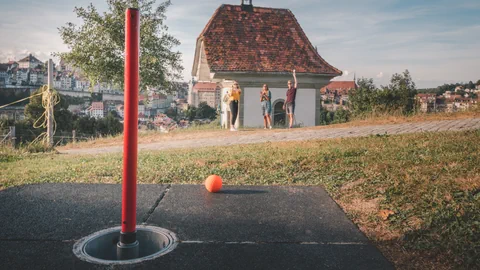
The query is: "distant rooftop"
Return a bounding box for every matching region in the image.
[18,54,43,64]
[320,81,357,94]
[193,82,217,92]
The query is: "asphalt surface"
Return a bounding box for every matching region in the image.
[0,184,394,269]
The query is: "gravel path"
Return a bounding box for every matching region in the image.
[60,118,480,155]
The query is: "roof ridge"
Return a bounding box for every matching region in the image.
[222,4,291,12]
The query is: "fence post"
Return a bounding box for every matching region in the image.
[9,126,16,147]
[47,59,54,147]
[72,130,76,144]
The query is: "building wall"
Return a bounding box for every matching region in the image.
[76,80,90,90]
[19,62,29,69]
[30,73,38,83]
[196,42,211,81]
[242,87,316,127]
[138,104,145,116]
[18,61,41,69]
[198,91,216,108]
[17,70,29,82]
[37,73,44,84]
[215,88,221,108]
[90,109,104,119]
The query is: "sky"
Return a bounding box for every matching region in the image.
[0,0,479,88]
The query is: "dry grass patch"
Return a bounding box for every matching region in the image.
[455,176,480,191]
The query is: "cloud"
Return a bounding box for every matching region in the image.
[1,0,479,88]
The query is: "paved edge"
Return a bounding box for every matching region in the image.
[59,118,480,155]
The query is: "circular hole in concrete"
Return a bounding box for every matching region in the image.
[73,226,177,265]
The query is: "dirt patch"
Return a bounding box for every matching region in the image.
[454,176,480,191]
[221,160,238,168]
[340,178,366,191]
[405,216,423,231]
[378,243,453,270]
[195,160,207,167]
[338,195,401,242]
[336,187,457,269]
[343,197,379,215]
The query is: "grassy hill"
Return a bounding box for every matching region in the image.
[1,129,479,269]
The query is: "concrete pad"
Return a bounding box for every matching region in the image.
[149,185,368,243]
[0,184,168,240]
[1,241,390,270]
[0,184,393,269]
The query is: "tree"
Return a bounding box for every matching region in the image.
[348,78,377,115]
[382,70,417,114]
[348,70,416,116]
[332,107,350,124]
[184,105,197,121]
[196,102,217,120]
[165,107,177,119]
[318,106,329,125]
[467,81,475,90]
[95,112,123,136]
[91,93,103,102]
[73,116,97,135]
[56,0,183,92]
[0,88,30,106]
[62,95,89,105]
[109,110,122,119]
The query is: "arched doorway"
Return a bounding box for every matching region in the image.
[272,99,285,127]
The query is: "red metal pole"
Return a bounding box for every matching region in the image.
[120,8,140,245]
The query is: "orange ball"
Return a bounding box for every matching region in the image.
[205,175,222,193]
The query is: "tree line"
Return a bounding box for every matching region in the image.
[320,70,418,125]
[418,79,479,96]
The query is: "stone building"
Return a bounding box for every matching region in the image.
[191,1,341,128]
[192,82,220,108]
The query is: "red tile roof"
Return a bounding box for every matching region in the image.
[196,4,341,75]
[417,93,436,97]
[91,102,104,110]
[151,93,167,100]
[193,82,217,92]
[320,81,356,94]
[416,93,437,100]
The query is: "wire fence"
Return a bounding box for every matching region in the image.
[0,129,12,144]
[1,127,96,147]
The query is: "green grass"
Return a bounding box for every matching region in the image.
[1,130,479,269]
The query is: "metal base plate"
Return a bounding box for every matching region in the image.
[73,226,177,265]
